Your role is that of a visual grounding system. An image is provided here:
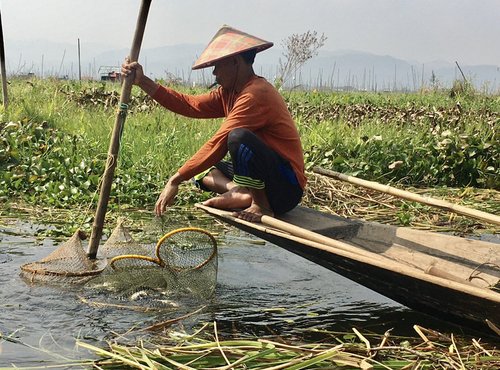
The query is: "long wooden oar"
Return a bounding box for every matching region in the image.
[87,0,152,259]
[313,166,500,226]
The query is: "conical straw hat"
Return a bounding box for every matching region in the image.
[192,25,273,70]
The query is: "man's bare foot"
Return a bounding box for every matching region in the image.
[203,185,274,223]
[202,186,252,210]
[232,202,274,222]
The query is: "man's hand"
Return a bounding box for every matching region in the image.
[121,57,144,85]
[155,173,183,216]
[121,57,159,96]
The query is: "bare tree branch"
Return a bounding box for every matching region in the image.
[275,31,327,89]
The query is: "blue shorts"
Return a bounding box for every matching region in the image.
[195,128,303,215]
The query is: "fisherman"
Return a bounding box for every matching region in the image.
[122,25,306,222]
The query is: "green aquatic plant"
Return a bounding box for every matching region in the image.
[1,78,498,230]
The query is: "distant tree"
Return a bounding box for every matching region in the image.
[275,30,327,89]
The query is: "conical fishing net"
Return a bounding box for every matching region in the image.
[86,226,218,304]
[156,228,218,271]
[99,218,152,259]
[20,229,104,284]
[87,255,175,305]
[20,221,218,303]
[156,227,218,299]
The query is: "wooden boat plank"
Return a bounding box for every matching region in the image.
[356,222,498,262]
[277,206,500,284]
[280,206,498,263]
[278,205,363,239]
[355,241,498,288]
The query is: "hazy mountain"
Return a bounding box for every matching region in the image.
[6,38,499,92]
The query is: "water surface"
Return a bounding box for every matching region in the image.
[0,210,485,367]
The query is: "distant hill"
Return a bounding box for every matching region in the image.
[6,38,499,92]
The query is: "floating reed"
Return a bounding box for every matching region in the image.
[77,322,500,369]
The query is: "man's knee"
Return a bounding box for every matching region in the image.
[228,128,252,147]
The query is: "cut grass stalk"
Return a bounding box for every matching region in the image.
[74,322,500,369]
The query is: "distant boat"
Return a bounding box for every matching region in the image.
[196,203,500,334]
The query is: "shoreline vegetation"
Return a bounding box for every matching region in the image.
[78,322,500,369]
[2,321,499,369]
[1,77,499,368]
[1,77,498,235]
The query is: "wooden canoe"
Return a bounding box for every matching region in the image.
[196,203,500,333]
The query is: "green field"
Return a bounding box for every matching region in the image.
[1,78,498,233]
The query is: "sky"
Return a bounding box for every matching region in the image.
[2,0,500,67]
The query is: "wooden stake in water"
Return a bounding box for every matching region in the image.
[0,9,8,109]
[87,0,152,259]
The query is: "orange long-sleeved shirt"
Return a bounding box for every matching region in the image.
[151,75,307,190]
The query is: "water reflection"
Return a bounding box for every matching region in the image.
[210,238,468,340]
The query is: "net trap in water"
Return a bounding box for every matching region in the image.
[20,220,218,301]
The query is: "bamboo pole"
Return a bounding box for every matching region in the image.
[313,167,500,226]
[0,9,8,109]
[87,0,152,259]
[259,214,383,260]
